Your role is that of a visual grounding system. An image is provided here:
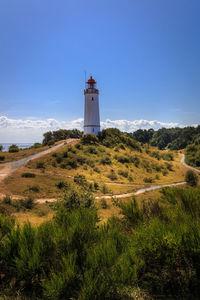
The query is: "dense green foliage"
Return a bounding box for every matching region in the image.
[129,125,200,150]
[185,170,198,186]
[42,129,83,145]
[185,144,200,167]
[98,128,141,151]
[0,144,3,151]
[1,186,200,299]
[8,144,19,153]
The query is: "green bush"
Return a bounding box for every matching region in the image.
[81,133,98,145]
[0,144,3,151]
[8,144,19,153]
[107,170,117,181]
[115,155,130,164]
[28,185,40,192]
[36,161,45,169]
[0,155,5,161]
[185,170,198,186]
[101,199,108,209]
[21,172,36,178]
[143,177,153,183]
[2,195,12,205]
[118,170,128,178]
[56,181,69,189]
[100,156,112,165]
[74,174,87,186]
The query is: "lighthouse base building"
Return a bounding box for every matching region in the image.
[84,76,100,135]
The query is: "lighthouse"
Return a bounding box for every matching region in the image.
[84,76,100,135]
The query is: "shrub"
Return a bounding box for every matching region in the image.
[185,170,198,186]
[65,158,78,169]
[0,155,5,161]
[81,133,98,145]
[0,144,3,151]
[86,159,95,168]
[94,167,100,173]
[101,199,108,209]
[28,185,40,192]
[102,184,109,194]
[74,174,87,186]
[56,181,69,189]
[118,170,128,178]
[115,155,130,164]
[8,144,19,153]
[21,172,36,178]
[32,143,42,148]
[150,151,160,160]
[162,152,174,161]
[130,156,140,167]
[143,177,153,183]
[100,156,112,165]
[85,146,98,154]
[56,156,63,163]
[165,162,173,171]
[107,170,117,181]
[36,162,45,169]
[94,182,99,190]
[120,197,143,226]
[2,195,12,205]
[75,143,82,150]
[162,169,168,176]
[21,197,34,209]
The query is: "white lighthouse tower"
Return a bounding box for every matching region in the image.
[84,76,100,135]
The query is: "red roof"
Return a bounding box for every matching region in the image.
[87,76,96,84]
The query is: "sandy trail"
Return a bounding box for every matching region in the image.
[0,139,78,183]
[0,149,199,204]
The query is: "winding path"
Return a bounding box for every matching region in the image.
[181,153,200,173]
[95,153,200,200]
[0,139,78,182]
[0,148,199,203]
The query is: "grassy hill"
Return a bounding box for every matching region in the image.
[2,134,188,199]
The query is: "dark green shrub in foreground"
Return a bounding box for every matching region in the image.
[185,170,198,186]
[1,186,200,299]
[0,155,5,161]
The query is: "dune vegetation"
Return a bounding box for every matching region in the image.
[0,128,200,298]
[1,185,200,299]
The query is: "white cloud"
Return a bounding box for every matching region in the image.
[0,115,187,143]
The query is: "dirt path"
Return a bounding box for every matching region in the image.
[0,147,198,204]
[181,153,200,173]
[36,153,195,204]
[0,139,78,183]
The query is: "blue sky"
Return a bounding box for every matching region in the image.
[0,0,200,142]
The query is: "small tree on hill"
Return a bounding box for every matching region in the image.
[0,145,3,151]
[185,170,198,186]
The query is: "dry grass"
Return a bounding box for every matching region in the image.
[0,143,189,200]
[13,203,54,226]
[0,145,49,162]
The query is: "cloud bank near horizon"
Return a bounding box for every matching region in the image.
[0,115,190,143]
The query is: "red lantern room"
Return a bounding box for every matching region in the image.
[84,76,99,94]
[86,76,96,89]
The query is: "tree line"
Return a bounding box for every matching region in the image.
[127,125,200,150]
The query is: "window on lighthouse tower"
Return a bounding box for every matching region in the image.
[92,97,94,101]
